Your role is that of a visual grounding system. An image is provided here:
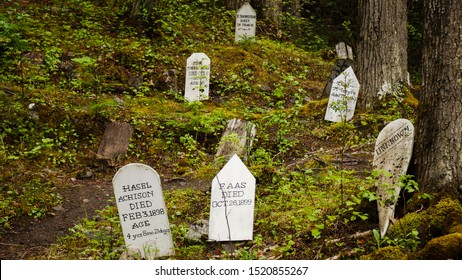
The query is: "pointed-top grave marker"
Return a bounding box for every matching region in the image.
[209,154,256,241]
[373,119,414,237]
[185,53,211,102]
[324,66,360,122]
[235,3,256,42]
[113,163,174,259]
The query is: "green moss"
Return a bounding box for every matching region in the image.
[388,198,462,243]
[417,233,462,259]
[449,224,462,234]
[361,246,408,260]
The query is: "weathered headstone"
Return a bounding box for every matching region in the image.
[323,58,356,97]
[113,163,174,259]
[209,154,256,241]
[184,53,211,101]
[235,3,257,42]
[373,119,414,237]
[324,66,360,122]
[97,122,133,162]
[335,42,354,60]
[215,118,256,163]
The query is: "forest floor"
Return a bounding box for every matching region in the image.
[0,149,373,260]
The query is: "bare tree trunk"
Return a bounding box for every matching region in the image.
[224,0,247,10]
[356,0,408,109]
[285,0,301,17]
[414,0,462,198]
[261,0,283,31]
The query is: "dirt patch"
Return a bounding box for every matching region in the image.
[0,177,113,259]
[0,173,211,260]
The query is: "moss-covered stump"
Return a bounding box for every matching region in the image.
[388,198,462,244]
[361,246,408,260]
[416,233,462,259]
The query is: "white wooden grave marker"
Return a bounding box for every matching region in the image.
[373,119,414,237]
[235,3,257,42]
[323,58,356,97]
[184,53,210,101]
[209,154,256,241]
[324,66,360,122]
[113,163,174,259]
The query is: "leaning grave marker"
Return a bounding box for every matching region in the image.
[209,154,256,241]
[97,122,133,162]
[215,118,256,163]
[113,163,174,259]
[235,3,257,42]
[373,119,414,237]
[324,66,360,122]
[324,59,356,97]
[323,42,355,97]
[184,52,211,102]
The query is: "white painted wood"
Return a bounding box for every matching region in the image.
[209,154,256,241]
[324,66,360,122]
[113,163,174,259]
[184,53,210,101]
[235,3,257,42]
[373,119,414,237]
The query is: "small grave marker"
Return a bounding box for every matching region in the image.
[113,163,174,259]
[184,53,210,101]
[97,122,133,162]
[215,118,256,163]
[235,3,257,42]
[373,119,414,237]
[209,154,256,241]
[335,42,354,60]
[324,66,360,122]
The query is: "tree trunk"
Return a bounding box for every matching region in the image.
[356,0,408,109]
[284,0,301,17]
[414,0,462,198]
[224,0,247,10]
[261,0,282,30]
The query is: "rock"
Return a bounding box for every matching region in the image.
[185,219,209,241]
[417,233,462,259]
[119,248,143,260]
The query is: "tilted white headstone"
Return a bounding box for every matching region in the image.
[113,163,174,259]
[209,154,256,241]
[324,66,360,122]
[184,53,210,101]
[235,3,257,42]
[373,119,414,237]
[323,58,356,97]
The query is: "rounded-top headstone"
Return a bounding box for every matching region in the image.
[184,53,211,102]
[373,119,414,237]
[113,163,174,259]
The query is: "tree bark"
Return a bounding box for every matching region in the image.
[356,0,408,109]
[260,0,283,30]
[414,0,462,197]
[224,0,248,10]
